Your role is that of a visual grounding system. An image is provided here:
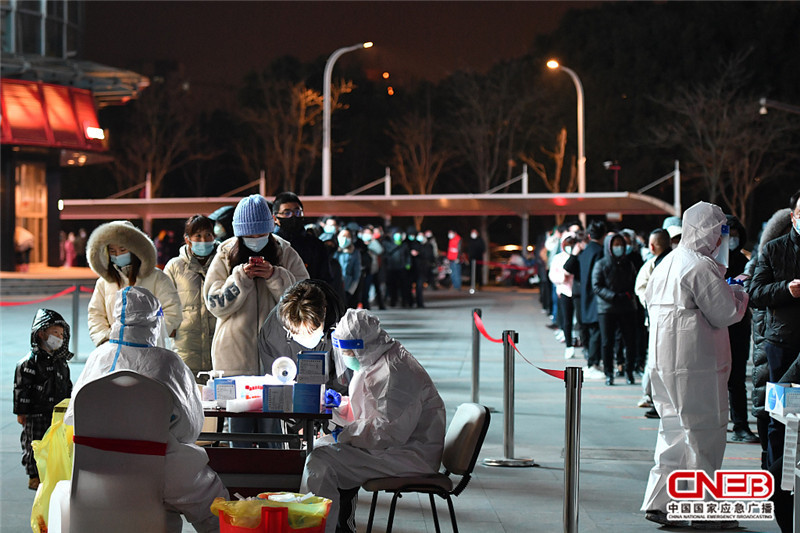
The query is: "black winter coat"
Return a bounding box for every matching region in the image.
[750,228,800,349]
[591,234,638,315]
[13,309,73,415]
[745,208,792,416]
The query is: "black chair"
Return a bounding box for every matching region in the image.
[363,403,491,533]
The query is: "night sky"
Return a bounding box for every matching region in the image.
[83,1,602,87]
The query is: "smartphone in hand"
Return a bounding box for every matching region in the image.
[249,256,265,265]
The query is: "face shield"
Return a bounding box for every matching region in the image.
[714,224,730,267]
[332,334,365,371]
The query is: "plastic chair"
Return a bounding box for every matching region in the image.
[66,370,173,533]
[363,403,491,533]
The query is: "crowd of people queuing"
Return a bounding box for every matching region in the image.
[536,190,800,531]
[13,188,799,532]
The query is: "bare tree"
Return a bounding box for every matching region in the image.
[235,73,353,195]
[387,110,452,228]
[108,79,215,197]
[519,127,578,225]
[653,51,799,223]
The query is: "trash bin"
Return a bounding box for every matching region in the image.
[213,493,331,533]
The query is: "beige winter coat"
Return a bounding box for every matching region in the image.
[86,221,182,347]
[204,235,308,376]
[164,244,217,378]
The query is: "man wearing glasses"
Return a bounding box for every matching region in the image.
[273,192,334,284]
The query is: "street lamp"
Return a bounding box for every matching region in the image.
[322,41,373,197]
[547,60,585,202]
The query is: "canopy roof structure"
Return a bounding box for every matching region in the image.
[60,191,677,221]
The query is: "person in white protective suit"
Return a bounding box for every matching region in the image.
[641,201,749,530]
[300,308,446,533]
[65,286,228,532]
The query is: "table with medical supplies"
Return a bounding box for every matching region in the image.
[201,408,332,497]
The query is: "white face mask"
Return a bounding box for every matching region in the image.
[44,334,63,351]
[242,236,269,252]
[470,232,478,239]
[291,326,325,350]
[728,237,740,251]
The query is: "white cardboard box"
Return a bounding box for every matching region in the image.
[766,382,800,416]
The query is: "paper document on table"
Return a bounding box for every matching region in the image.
[781,414,799,491]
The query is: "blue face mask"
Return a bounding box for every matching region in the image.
[338,237,352,248]
[626,244,634,255]
[393,233,403,245]
[728,237,740,251]
[794,216,800,236]
[611,246,625,258]
[191,241,214,257]
[242,236,269,252]
[110,252,131,267]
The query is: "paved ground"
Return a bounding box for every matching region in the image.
[0,275,778,532]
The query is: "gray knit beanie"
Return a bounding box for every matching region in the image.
[233,195,274,237]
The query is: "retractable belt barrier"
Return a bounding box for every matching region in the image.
[472,309,583,533]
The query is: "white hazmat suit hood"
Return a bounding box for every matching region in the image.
[641,201,749,513]
[66,286,227,532]
[303,309,445,533]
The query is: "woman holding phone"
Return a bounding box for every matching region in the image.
[204,195,308,377]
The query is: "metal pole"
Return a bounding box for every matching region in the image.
[71,285,80,356]
[673,160,681,216]
[471,309,481,404]
[503,330,515,459]
[469,260,477,294]
[563,365,583,533]
[384,167,391,196]
[322,42,372,197]
[484,330,534,467]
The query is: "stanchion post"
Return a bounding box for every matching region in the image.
[471,308,481,404]
[71,285,80,357]
[563,365,583,533]
[484,330,534,467]
[469,260,477,294]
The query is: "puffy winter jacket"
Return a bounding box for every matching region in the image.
[164,244,217,378]
[204,235,308,376]
[13,309,73,415]
[746,208,792,416]
[592,233,638,315]
[86,221,182,346]
[564,239,604,323]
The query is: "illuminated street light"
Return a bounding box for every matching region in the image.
[547,60,585,203]
[759,97,800,116]
[322,41,373,197]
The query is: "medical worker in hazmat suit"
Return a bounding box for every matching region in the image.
[66,286,228,532]
[641,201,749,529]
[301,308,446,533]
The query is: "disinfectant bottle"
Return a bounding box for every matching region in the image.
[197,370,224,401]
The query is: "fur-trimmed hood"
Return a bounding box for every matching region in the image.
[87,221,157,282]
[757,208,792,253]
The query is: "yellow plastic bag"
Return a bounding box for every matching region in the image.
[30,399,73,533]
[211,492,331,530]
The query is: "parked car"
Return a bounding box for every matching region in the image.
[489,244,539,287]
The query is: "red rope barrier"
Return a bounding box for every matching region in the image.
[0,285,78,307]
[79,285,94,293]
[473,311,503,343]
[472,310,567,381]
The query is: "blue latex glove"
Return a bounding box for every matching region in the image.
[324,389,342,408]
[726,277,744,286]
[331,427,342,442]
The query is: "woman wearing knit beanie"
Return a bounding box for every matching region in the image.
[204,194,309,377]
